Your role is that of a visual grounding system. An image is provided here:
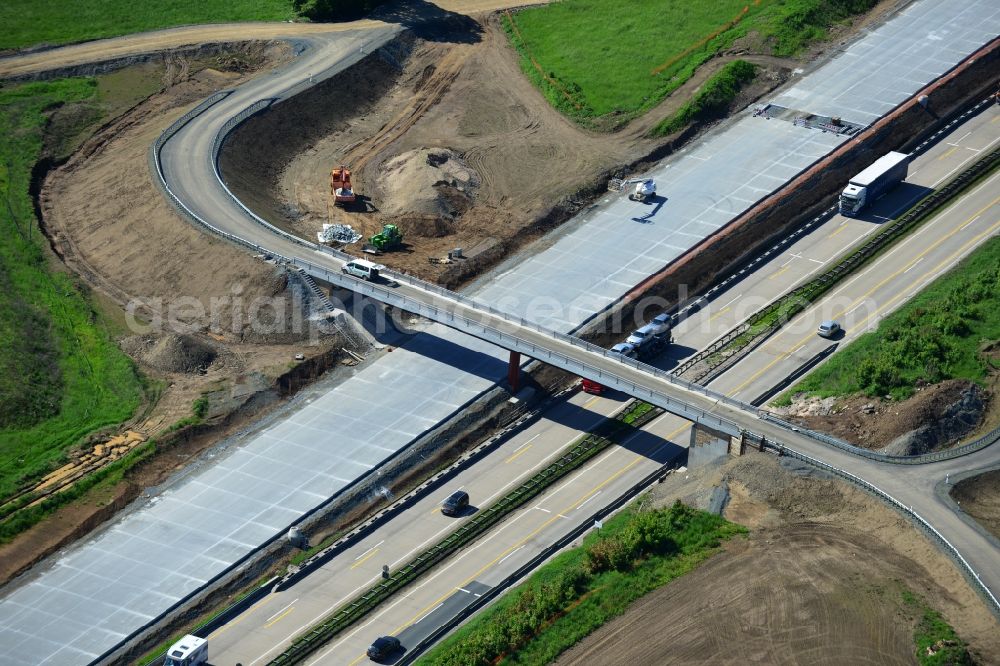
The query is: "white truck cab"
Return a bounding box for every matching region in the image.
[163,635,207,666]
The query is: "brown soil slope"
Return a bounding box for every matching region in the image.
[951,469,1000,541]
[220,18,794,286]
[558,454,1000,665]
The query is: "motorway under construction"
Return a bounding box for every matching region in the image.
[0,1,998,664]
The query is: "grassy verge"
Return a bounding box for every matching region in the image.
[652,60,757,136]
[901,589,973,665]
[418,500,745,665]
[0,78,148,528]
[0,0,296,51]
[787,235,1000,401]
[503,0,876,127]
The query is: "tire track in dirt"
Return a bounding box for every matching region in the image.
[342,44,469,175]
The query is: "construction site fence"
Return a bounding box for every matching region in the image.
[752,436,1000,620]
[269,401,664,665]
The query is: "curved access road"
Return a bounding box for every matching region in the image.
[0,1,546,79]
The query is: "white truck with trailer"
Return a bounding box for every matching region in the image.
[838,151,910,216]
[163,635,207,666]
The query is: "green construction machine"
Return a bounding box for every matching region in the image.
[366,224,404,253]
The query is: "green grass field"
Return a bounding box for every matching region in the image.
[786,234,1000,401]
[418,501,745,665]
[0,0,296,51]
[504,0,877,126]
[652,59,757,136]
[0,78,145,505]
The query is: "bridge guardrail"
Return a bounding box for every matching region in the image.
[292,252,756,415]
[289,256,745,436]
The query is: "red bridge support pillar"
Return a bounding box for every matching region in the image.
[508,351,521,392]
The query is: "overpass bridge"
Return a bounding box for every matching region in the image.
[296,254,750,438]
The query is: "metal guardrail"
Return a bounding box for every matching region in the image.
[674,101,1000,382]
[760,413,1000,466]
[670,142,1000,455]
[396,456,684,665]
[269,402,664,665]
[143,80,1000,665]
[289,256,747,436]
[752,436,1000,620]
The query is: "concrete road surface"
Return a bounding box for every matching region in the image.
[1,2,997,664]
[210,106,1000,665]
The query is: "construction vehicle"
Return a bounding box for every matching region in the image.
[366,224,404,253]
[628,178,656,203]
[163,635,207,666]
[839,152,909,216]
[330,165,357,205]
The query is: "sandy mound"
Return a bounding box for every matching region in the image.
[376,147,479,225]
[123,334,217,374]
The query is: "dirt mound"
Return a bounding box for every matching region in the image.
[220,22,647,282]
[132,334,217,374]
[557,454,1000,665]
[376,147,478,222]
[774,379,987,451]
[951,469,1000,541]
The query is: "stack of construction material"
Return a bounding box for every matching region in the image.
[317,223,361,244]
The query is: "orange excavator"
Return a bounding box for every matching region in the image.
[330,165,357,205]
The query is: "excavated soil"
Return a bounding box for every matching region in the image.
[775,379,990,453]
[36,42,348,432]
[220,18,797,286]
[557,454,1000,666]
[951,469,1000,541]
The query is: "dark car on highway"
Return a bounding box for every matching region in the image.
[367,635,401,660]
[441,490,470,516]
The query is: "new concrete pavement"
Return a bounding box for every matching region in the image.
[210,105,1000,665]
[1,2,997,664]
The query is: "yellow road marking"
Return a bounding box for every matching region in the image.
[207,594,273,639]
[826,223,848,239]
[505,444,533,464]
[938,146,959,160]
[350,548,379,570]
[373,423,691,649]
[582,395,601,409]
[768,265,790,280]
[708,305,731,322]
[729,203,1000,396]
[265,606,294,628]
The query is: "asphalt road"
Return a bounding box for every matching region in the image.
[653,103,1000,371]
[1,3,995,664]
[209,106,1000,665]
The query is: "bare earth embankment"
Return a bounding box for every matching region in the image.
[557,454,1000,665]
